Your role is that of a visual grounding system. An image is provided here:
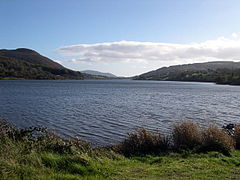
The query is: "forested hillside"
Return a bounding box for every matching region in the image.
[0,56,83,80]
[0,48,63,69]
[134,61,240,85]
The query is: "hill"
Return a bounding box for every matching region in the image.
[81,70,117,78]
[134,61,240,85]
[0,48,63,69]
[0,55,83,80]
[0,48,113,80]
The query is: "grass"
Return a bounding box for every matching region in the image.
[172,121,202,150]
[1,120,240,179]
[119,128,170,157]
[3,148,240,179]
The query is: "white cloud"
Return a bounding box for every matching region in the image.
[57,35,240,64]
[232,33,239,38]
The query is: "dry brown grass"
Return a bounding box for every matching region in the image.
[119,122,237,156]
[200,126,235,156]
[120,128,171,157]
[233,125,240,149]
[172,121,202,150]
[1,119,237,158]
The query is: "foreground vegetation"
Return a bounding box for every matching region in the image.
[1,120,240,179]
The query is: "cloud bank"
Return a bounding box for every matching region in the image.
[57,34,240,64]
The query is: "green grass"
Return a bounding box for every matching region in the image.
[2,141,240,179]
[1,120,240,179]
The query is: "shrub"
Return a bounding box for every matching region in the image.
[0,119,91,155]
[0,119,47,142]
[119,128,170,157]
[232,125,240,149]
[172,121,202,150]
[200,126,235,156]
[35,131,92,154]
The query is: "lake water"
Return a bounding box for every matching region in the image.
[1,80,240,146]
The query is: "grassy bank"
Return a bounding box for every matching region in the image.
[1,120,240,179]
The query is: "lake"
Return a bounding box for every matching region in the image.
[0,80,240,146]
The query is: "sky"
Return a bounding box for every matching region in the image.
[1,0,240,76]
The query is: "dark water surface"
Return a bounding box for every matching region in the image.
[1,80,240,146]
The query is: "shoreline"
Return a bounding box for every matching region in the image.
[1,77,238,86]
[1,120,240,179]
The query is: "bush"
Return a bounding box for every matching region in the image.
[172,121,202,150]
[118,122,236,157]
[232,125,240,149]
[119,128,170,157]
[1,119,238,158]
[0,119,91,155]
[200,126,235,156]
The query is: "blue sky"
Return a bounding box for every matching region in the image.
[1,0,240,76]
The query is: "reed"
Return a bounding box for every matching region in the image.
[1,119,240,179]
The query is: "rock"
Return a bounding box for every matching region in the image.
[222,123,236,136]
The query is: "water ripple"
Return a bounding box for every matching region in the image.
[1,80,240,146]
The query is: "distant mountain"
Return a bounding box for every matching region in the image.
[81,70,117,78]
[0,48,63,69]
[134,61,240,85]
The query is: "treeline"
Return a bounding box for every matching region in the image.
[134,61,240,85]
[135,68,240,85]
[215,69,240,85]
[168,68,240,85]
[0,56,84,80]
